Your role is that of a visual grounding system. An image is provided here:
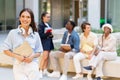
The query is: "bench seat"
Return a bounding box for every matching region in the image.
[40,53,120,78]
[0,52,120,78]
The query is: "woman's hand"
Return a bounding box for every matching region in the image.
[15,55,25,62]
[23,53,40,63]
[88,55,92,59]
[80,49,85,53]
[23,54,34,63]
[86,51,93,55]
[46,32,53,38]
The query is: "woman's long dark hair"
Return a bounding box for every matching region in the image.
[19,8,37,33]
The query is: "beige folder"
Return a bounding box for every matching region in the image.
[82,44,93,52]
[13,41,33,57]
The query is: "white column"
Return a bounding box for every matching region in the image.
[25,0,39,26]
[88,0,100,29]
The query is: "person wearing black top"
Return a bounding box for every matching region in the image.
[38,12,54,78]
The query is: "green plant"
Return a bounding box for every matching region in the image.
[117,48,120,56]
[113,29,120,33]
[91,28,120,33]
[117,44,120,56]
[91,29,103,33]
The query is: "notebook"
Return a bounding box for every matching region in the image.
[45,28,52,33]
[13,41,33,57]
[60,44,71,51]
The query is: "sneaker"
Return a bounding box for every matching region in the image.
[43,69,50,76]
[48,71,60,78]
[96,77,103,80]
[59,74,67,80]
[87,74,92,80]
[84,66,92,70]
[72,73,83,79]
[39,70,43,78]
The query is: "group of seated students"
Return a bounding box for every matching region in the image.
[44,21,117,80]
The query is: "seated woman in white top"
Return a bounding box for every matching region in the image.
[84,23,117,80]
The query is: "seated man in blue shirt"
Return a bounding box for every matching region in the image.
[48,20,80,80]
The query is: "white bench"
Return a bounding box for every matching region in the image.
[47,53,120,78]
[0,52,13,65]
[1,52,120,78]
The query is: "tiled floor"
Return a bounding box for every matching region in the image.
[0,67,120,80]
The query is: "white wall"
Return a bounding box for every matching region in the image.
[88,0,100,29]
[25,0,39,26]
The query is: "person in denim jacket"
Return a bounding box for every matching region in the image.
[48,20,80,80]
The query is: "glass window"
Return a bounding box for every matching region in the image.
[39,0,51,22]
[0,0,16,32]
[79,0,88,23]
[108,0,120,29]
[6,0,16,30]
[0,0,5,31]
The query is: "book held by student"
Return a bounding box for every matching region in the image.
[13,41,33,57]
[60,44,71,52]
[45,28,52,33]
